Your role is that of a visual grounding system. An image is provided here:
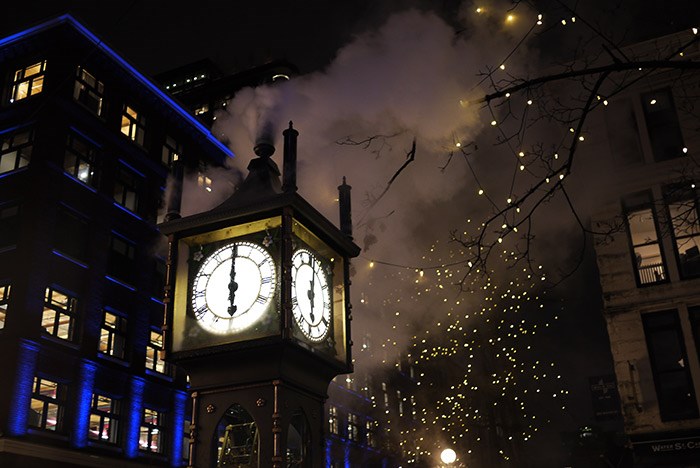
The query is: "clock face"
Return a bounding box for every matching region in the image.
[191,241,276,335]
[291,248,331,342]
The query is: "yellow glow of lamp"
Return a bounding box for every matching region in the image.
[441,448,457,464]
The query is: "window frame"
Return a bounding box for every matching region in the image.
[99,309,127,360]
[623,192,669,286]
[664,184,700,279]
[88,393,120,444]
[0,283,10,330]
[64,132,99,188]
[42,287,78,341]
[120,104,146,146]
[641,88,685,162]
[113,166,141,213]
[161,135,182,168]
[73,66,105,117]
[145,327,168,375]
[139,407,166,453]
[642,309,699,421]
[0,127,33,175]
[29,376,66,432]
[9,60,47,103]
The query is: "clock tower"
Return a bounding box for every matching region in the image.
[160,123,360,467]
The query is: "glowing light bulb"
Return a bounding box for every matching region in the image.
[650,99,657,105]
[518,151,525,157]
[478,189,484,195]
[456,142,461,147]
[683,147,688,153]
[370,261,375,268]
[491,120,497,126]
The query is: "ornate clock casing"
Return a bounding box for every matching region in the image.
[167,210,353,370]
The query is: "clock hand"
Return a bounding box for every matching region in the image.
[307,257,315,322]
[228,245,238,317]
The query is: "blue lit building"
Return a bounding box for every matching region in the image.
[0,15,231,466]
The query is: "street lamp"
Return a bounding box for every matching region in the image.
[440,448,457,465]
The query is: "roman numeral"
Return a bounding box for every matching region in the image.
[256,295,267,305]
[261,276,273,284]
[291,296,299,308]
[194,305,207,320]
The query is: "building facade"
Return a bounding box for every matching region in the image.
[0,15,232,467]
[590,30,700,467]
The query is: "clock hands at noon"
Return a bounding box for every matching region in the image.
[307,257,316,322]
[228,245,238,317]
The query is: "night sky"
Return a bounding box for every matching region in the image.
[2,1,698,465]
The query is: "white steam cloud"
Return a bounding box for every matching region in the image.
[212,4,541,365]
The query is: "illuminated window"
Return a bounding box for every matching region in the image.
[54,206,89,262]
[625,192,667,285]
[42,287,78,341]
[162,135,182,167]
[74,66,104,116]
[643,310,699,420]
[397,390,404,416]
[194,104,209,115]
[140,408,165,453]
[64,133,99,188]
[642,88,685,162]
[10,60,47,103]
[0,128,33,175]
[197,173,212,192]
[0,283,10,329]
[665,184,700,279]
[29,376,65,431]
[146,328,167,374]
[0,204,20,248]
[347,413,360,442]
[365,419,377,447]
[120,105,145,145]
[99,311,127,359]
[108,234,136,284]
[88,393,120,443]
[113,167,140,213]
[328,406,338,435]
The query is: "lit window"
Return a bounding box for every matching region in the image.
[120,105,146,146]
[397,390,403,416]
[625,192,666,285]
[146,328,167,374]
[182,418,191,461]
[328,406,338,435]
[10,60,47,103]
[347,413,360,442]
[665,185,700,278]
[42,287,78,341]
[643,310,699,420]
[140,408,165,453]
[99,311,127,359]
[365,419,377,447]
[0,283,10,329]
[0,128,33,175]
[197,173,212,192]
[108,234,136,284]
[194,104,209,115]
[0,204,20,248]
[162,136,182,167]
[74,66,104,116]
[113,167,140,212]
[29,376,65,431]
[88,393,120,443]
[64,133,99,188]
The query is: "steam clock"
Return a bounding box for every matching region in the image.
[160,123,360,467]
